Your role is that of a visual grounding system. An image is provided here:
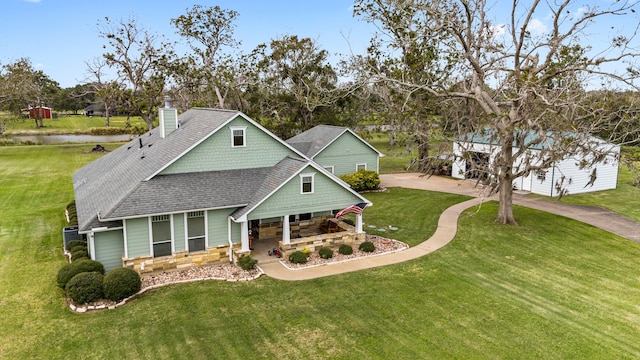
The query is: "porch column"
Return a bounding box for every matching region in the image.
[282,215,291,244]
[240,221,250,251]
[356,213,364,233]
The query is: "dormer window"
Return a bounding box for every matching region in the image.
[231,126,246,147]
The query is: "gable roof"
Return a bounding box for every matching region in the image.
[230,156,370,222]
[286,125,384,159]
[73,108,308,232]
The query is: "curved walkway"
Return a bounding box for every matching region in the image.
[259,173,640,280]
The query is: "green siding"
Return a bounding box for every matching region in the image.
[126,218,150,258]
[160,117,299,175]
[173,213,185,251]
[94,230,125,272]
[231,221,241,244]
[207,209,233,246]
[248,166,365,220]
[314,132,379,175]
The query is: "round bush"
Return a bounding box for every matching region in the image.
[103,268,141,302]
[237,254,258,271]
[288,251,308,264]
[57,259,105,288]
[65,272,104,304]
[69,246,89,254]
[65,240,86,251]
[318,247,334,259]
[70,250,89,262]
[338,244,353,255]
[359,241,376,253]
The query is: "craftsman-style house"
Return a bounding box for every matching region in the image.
[73,107,377,272]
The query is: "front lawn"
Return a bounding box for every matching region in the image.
[2,144,640,359]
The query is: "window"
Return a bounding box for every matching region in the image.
[152,215,172,258]
[230,126,246,147]
[324,166,334,174]
[300,173,314,194]
[356,163,367,171]
[299,213,312,221]
[187,211,205,253]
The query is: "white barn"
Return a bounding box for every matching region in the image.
[451,134,620,197]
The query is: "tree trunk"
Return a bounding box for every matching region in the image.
[496,177,517,224]
[104,106,110,127]
[495,137,518,224]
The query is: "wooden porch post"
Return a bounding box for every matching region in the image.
[282,215,291,244]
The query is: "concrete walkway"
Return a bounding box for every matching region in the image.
[259,173,640,280]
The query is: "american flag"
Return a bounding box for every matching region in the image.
[335,202,368,218]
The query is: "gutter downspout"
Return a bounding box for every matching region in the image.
[227,217,233,263]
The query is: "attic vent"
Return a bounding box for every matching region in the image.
[139,138,143,149]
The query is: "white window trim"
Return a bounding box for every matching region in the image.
[149,214,174,257]
[300,173,315,194]
[186,211,207,253]
[230,126,247,148]
[356,163,367,171]
[324,165,334,174]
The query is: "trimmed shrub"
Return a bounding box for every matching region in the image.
[237,254,258,271]
[318,247,334,259]
[70,250,89,262]
[338,244,353,255]
[65,272,104,304]
[339,170,380,192]
[57,259,105,288]
[288,251,308,264]
[103,268,141,302]
[359,241,376,253]
[70,245,87,254]
[65,239,86,251]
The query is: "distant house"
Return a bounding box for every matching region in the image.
[84,104,105,117]
[73,108,375,273]
[451,132,620,197]
[28,106,52,119]
[286,125,384,176]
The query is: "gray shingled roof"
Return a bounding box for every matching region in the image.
[104,167,273,219]
[73,108,244,232]
[286,125,346,158]
[286,125,384,158]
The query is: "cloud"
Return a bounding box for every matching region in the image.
[527,18,548,35]
[491,24,507,39]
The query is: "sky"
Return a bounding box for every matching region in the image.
[1,0,639,89]
[0,0,374,88]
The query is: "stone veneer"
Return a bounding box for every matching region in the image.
[124,243,241,274]
[278,220,366,257]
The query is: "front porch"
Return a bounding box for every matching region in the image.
[247,217,366,263]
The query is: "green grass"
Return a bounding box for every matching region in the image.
[558,165,640,222]
[3,114,150,135]
[2,144,640,358]
[367,133,416,174]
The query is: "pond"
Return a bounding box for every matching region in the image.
[6,134,133,144]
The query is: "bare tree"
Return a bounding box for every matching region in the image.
[355,0,640,224]
[83,57,125,127]
[98,16,174,130]
[170,5,241,109]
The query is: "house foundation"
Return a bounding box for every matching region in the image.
[124,243,241,274]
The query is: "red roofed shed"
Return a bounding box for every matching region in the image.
[28,106,53,119]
